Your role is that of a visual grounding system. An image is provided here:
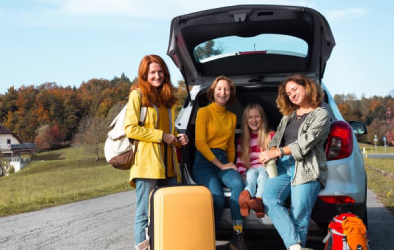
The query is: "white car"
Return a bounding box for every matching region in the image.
[167,5,368,237]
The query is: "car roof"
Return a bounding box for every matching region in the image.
[167,5,335,85]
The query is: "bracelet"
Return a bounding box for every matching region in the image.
[279,147,284,158]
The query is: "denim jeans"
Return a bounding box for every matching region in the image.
[262,155,321,248]
[193,149,245,226]
[134,177,177,245]
[245,167,268,198]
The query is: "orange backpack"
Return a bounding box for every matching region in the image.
[323,213,369,250]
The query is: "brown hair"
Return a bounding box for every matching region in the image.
[131,55,177,107]
[207,75,236,104]
[239,103,271,168]
[276,74,324,115]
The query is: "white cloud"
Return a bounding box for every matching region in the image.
[327,8,369,21]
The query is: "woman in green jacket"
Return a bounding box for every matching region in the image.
[124,55,189,250]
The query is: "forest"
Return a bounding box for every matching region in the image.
[334,94,394,146]
[0,74,393,158]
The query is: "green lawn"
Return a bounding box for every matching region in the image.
[0,145,132,217]
[364,158,394,215]
[359,143,394,154]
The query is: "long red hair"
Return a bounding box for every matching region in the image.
[131,55,177,107]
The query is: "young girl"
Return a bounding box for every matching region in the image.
[237,103,274,218]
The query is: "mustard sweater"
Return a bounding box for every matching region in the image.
[195,102,237,163]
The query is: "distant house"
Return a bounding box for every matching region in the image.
[0,124,35,174]
[0,125,21,149]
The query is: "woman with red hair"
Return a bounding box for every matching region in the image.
[124,55,189,250]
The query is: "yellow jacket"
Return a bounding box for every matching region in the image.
[124,90,181,187]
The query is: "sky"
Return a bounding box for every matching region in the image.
[1,0,393,98]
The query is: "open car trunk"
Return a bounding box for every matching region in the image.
[181,84,283,185]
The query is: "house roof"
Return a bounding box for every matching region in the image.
[0,124,22,143]
[0,125,13,134]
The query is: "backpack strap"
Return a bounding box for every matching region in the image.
[135,88,147,126]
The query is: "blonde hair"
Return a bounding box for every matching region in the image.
[276,74,324,115]
[239,103,270,168]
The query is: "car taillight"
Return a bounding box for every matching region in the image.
[175,147,182,163]
[319,196,356,204]
[325,121,353,160]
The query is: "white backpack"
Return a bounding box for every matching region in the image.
[104,91,147,170]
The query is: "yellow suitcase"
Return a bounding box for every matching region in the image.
[148,185,215,250]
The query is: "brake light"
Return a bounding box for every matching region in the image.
[319,196,356,204]
[325,121,353,160]
[175,147,182,163]
[239,51,267,55]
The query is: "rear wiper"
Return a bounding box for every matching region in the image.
[248,75,264,82]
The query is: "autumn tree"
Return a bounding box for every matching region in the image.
[105,102,125,125]
[174,80,188,117]
[34,124,65,151]
[366,119,388,145]
[74,116,107,161]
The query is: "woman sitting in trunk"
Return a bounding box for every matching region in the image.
[259,74,330,250]
[193,75,248,250]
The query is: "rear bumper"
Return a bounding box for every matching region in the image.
[311,198,367,224]
[216,196,367,233]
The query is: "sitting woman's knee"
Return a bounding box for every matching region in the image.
[212,193,225,209]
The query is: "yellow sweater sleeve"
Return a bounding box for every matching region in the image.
[195,104,236,163]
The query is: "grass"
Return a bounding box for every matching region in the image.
[0,145,132,217]
[364,158,394,215]
[359,143,394,154]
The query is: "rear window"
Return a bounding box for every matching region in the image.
[194,34,308,63]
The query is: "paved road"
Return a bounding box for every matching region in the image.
[364,153,394,159]
[0,190,393,250]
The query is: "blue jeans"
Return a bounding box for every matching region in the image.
[193,149,245,226]
[245,167,268,198]
[262,155,321,248]
[134,177,177,245]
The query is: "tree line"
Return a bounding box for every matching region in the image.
[334,93,394,146]
[0,74,188,159]
[0,76,392,159]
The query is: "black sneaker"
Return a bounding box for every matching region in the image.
[229,230,248,250]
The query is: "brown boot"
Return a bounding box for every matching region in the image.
[238,190,251,217]
[248,198,265,218]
